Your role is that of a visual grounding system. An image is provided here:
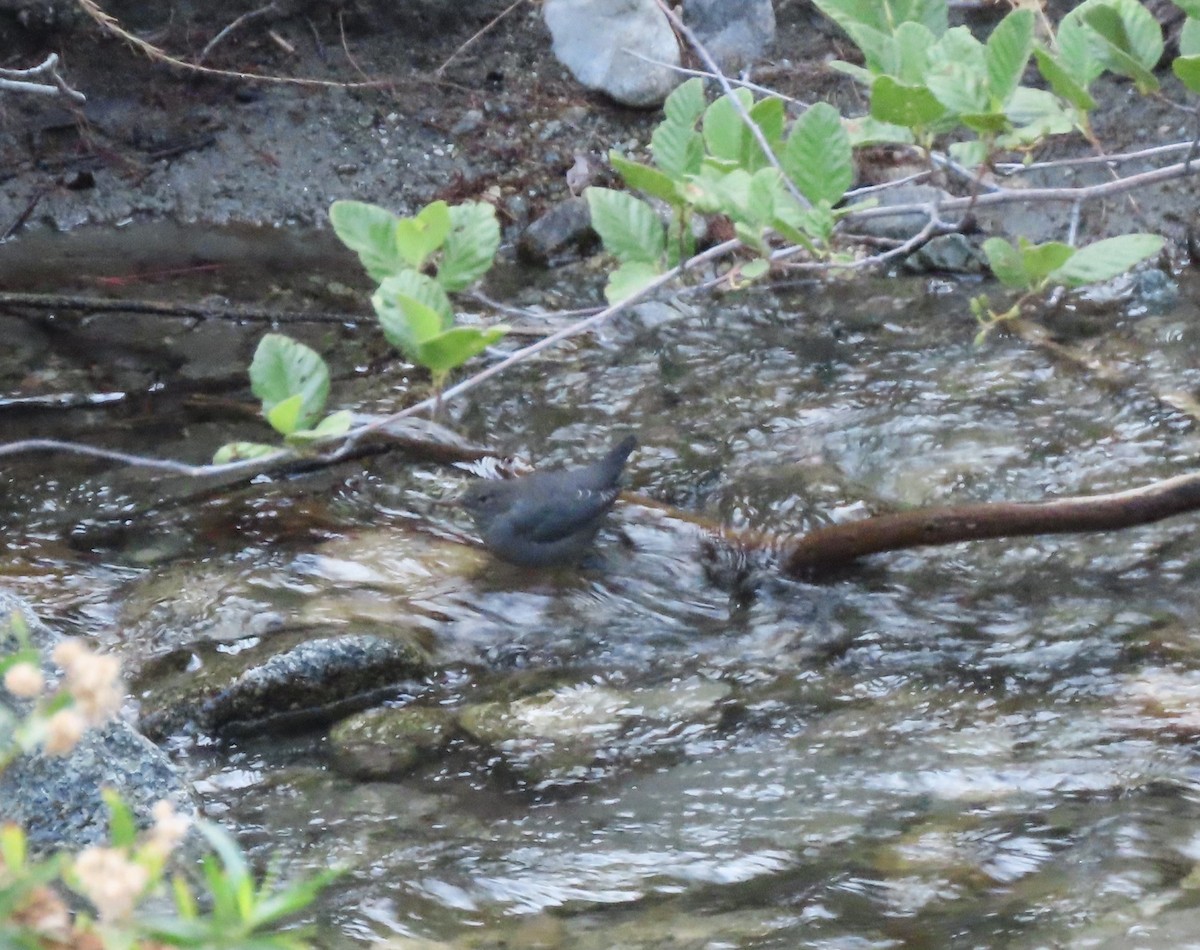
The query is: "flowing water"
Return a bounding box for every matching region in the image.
[4,227,1200,948]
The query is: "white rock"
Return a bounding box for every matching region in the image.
[543,0,681,108]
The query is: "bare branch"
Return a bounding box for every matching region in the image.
[0,54,85,103]
[199,2,280,64]
[782,469,1200,578]
[623,49,810,107]
[0,291,366,325]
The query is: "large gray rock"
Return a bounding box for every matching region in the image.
[0,591,193,852]
[683,0,776,70]
[543,0,681,107]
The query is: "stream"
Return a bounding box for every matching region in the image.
[3,225,1200,948]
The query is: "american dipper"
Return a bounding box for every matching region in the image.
[461,435,636,568]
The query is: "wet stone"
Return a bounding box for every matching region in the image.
[136,631,429,740]
[516,197,599,266]
[458,676,733,785]
[329,705,459,778]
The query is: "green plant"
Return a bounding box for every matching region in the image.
[138,821,337,949]
[213,334,351,464]
[1,627,336,949]
[971,233,1164,341]
[588,78,857,302]
[330,198,506,390]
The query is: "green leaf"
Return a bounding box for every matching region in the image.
[689,165,752,217]
[1058,0,1162,87]
[812,0,947,70]
[1020,239,1076,282]
[925,61,990,117]
[284,410,354,446]
[311,410,353,437]
[651,116,705,179]
[373,289,446,355]
[893,21,939,82]
[1031,47,1097,111]
[1080,0,1163,92]
[438,202,500,292]
[1058,5,1104,86]
[948,139,990,168]
[663,77,706,125]
[245,869,342,931]
[703,89,755,162]
[741,258,770,280]
[373,269,453,326]
[102,788,138,849]
[982,236,1030,288]
[605,261,662,303]
[415,325,508,375]
[747,96,786,159]
[1182,16,1200,56]
[1050,234,1164,287]
[1173,54,1200,91]
[664,210,696,266]
[1084,1,1164,66]
[213,442,284,465]
[249,333,330,431]
[0,823,27,870]
[869,75,946,128]
[740,97,786,171]
[393,200,451,270]
[0,647,40,681]
[266,393,305,436]
[329,200,404,282]
[782,102,852,206]
[828,58,877,86]
[745,167,782,225]
[1000,87,1077,144]
[585,187,665,265]
[610,153,684,205]
[842,114,915,147]
[986,9,1035,103]
[171,874,199,920]
[196,822,252,893]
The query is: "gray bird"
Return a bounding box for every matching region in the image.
[461,435,636,568]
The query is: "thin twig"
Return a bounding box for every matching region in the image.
[0,53,86,102]
[199,2,279,64]
[436,0,526,76]
[844,170,933,199]
[0,239,744,476]
[77,0,396,90]
[844,157,1200,223]
[624,50,810,107]
[0,438,291,477]
[0,291,366,325]
[651,0,811,212]
[343,238,744,449]
[993,140,1199,174]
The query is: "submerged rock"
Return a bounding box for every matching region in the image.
[137,631,429,740]
[329,705,459,778]
[458,675,733,785]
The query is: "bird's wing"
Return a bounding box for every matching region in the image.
[510,486,621,542]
